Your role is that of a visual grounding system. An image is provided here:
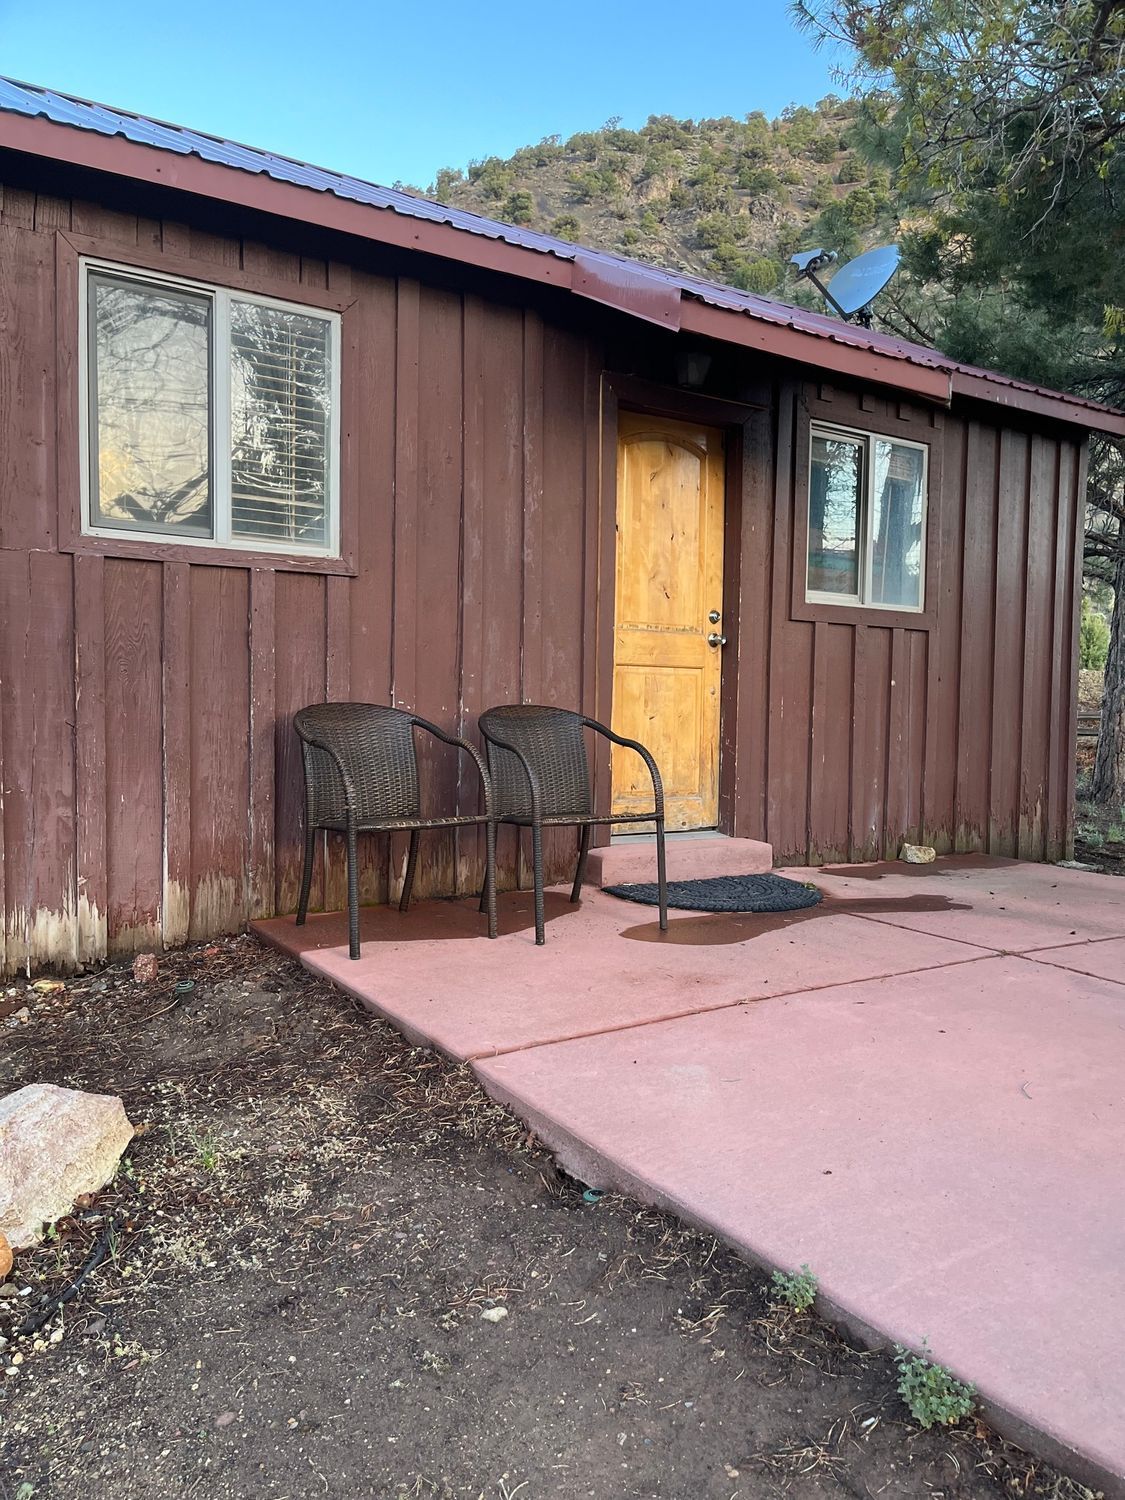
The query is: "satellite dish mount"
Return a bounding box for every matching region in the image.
[789,244,901,329]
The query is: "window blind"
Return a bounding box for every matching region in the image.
[229,300,332,546]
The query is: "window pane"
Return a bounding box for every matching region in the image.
[89,275,212,534]
[808,433,862,596]
[230,301,332,547]
[870,440,925,608]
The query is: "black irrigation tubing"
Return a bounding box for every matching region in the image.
[16,1215,118,1339]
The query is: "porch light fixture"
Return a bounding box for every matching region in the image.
[675,350,713,390]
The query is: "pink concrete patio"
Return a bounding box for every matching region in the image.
[253,855,1125,1493]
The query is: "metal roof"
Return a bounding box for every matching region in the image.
[0,74,1120,432]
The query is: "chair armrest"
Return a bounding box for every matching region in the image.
[295,729,360,813]
[477,723,545,821]
[580,715,665,816]
[412,715,494,816]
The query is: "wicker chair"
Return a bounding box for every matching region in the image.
[294,703,497,960]
[477,704,667,945]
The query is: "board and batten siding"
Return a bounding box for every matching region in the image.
[733,383,1083,869]
[0,173,1084,975]
[0,179,597,974]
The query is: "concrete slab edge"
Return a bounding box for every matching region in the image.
[474,1064,1124,1499]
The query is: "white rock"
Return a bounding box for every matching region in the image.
[0,1084,133,1249]
[900,843,936,864]
[480,1306,508,1323]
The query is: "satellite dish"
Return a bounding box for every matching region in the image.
[790,243,901,328]
[825,244,901,317]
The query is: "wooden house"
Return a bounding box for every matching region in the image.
[1,78,1121,974]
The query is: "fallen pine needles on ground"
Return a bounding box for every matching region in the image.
[0,934,1100,1500]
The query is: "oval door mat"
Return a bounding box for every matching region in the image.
[605,873,823,913]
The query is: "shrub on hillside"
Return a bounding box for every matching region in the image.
[504,190,535,226]
[696,211,743,248]
[843,187,878,228]
[737,163,781,196]
[433,166,464,199]
[837,152,865,183]
[565,131,602,160]
[467,157,512,200]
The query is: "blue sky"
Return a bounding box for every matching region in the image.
[1,1,846,189]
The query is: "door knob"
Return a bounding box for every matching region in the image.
[707,632,727,648]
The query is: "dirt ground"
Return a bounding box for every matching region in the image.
[0,937,1097,1500]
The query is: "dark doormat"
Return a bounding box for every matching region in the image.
[605,873,823,913]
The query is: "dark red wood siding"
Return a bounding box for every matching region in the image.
[727,383,1083,866]
[0,173,1086,973]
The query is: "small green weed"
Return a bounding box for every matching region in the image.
[895,1341,975,1428]
[769,1263,818,1313]
[185,1126,223,1173]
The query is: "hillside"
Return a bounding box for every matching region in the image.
[426,97,900,306]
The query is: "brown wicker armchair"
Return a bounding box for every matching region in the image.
[477,704,667,945]
[294,703,497,960]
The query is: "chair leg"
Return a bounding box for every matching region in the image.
[346,825,360,960]
[571,825,591,904]
[655,817,668,933]
[478,824,491,914]
[400,829,420,914]
[532,820,546,946]
[484,820,498,939]
[296,823,317,927]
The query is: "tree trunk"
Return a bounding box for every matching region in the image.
[1092,535,1125,808]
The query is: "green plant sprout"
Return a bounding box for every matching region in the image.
[895,1341,975,1429]
[770,1263,818,1313]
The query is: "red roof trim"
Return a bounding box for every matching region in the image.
[950,367,1123,434]
[572,252,682,329]
[680,299,953,406]
[1,103,1122,436]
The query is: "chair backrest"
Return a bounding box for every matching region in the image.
[478,705,592,820]
[294,703,419,826]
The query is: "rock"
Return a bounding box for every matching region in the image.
[0,1232,10,1279]
[900,843,936,864]
[132,952,159,983]
[0,1084,134,1249]
[31,978,65,995]
[480,1306,508,1323]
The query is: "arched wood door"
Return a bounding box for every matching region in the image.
[611,412,726,830]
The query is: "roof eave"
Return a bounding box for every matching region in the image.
[1,108,1122,437]
[949,368,1125,438]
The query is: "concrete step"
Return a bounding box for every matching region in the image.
[586,836,773,889]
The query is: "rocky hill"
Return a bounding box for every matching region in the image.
[424,97,899,304]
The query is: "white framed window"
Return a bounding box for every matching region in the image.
[806,422,928,611]
[79,259,341,557]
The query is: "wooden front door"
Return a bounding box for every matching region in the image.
[611,411,726,830]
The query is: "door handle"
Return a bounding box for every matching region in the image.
[707,632,727,648]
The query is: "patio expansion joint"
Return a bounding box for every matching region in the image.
[1013,932,1124,953]
[462,942,1000,1062]
[1014,949,1125,985]
[839,908,1125,957]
